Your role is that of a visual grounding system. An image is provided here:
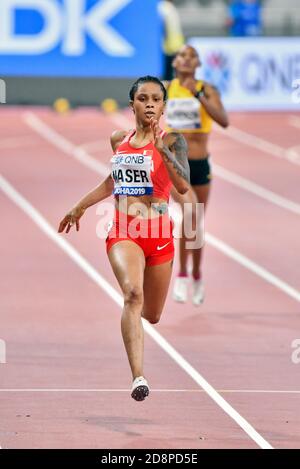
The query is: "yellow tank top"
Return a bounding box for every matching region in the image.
[166,79,212,134]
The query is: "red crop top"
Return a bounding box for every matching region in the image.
[110,129,172,201]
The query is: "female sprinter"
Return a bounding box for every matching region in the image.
[58,76,190,402]
[164,44,229,305]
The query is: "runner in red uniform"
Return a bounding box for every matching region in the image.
[58,76,190,401]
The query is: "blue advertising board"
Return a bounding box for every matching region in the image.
[0,0,163,77]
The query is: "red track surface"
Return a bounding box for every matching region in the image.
[1,107,300,449]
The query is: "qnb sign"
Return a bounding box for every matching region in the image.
[0,0,134,56]
[241,54,300,93]
[190,37,300,110]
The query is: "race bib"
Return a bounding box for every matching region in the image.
[111,152,153,196]
[166,97,201,130]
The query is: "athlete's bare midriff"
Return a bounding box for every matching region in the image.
[182,132,210,159]
[115,195,169,219]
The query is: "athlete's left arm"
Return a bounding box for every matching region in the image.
[150,118,190,194]
[200,83,229,128]
[162,133,191,195]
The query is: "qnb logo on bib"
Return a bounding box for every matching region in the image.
[111,153,153,196]
[166,98,201,129]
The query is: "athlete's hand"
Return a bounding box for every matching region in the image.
[150,117,164,152]
[58,205,86,233]
[181,77,198,96]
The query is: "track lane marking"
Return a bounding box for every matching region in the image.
[109,112,300,212]
[215,123,300,165]
[1,174,273,449]
[288,115,300,130]
[24,112,300,216]
[0,389,299,394]
[23,111,300,303]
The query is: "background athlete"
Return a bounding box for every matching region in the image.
[164,45,229,306]
[58,76,190,401]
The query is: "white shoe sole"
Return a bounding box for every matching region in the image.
[193,297,204,306]
[173,294,187,303]
[131,384,149,402]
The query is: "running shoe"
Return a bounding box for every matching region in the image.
[192,279,205,306]
[172,276,189,303]
[131,376,150,401]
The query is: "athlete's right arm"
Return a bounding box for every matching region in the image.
[71,127,126,214]
[58,130,127,234]
[58,175,114,233]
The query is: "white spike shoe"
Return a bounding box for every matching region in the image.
[192,279,205,306]
[172,276,189,303]
[131,376,150,401]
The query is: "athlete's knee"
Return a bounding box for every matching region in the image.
[123,283,144,307]
[147,316,160,324]
[142,310,162,324]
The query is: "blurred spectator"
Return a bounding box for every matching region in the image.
[158,0,185,80]
[226,0,263,36]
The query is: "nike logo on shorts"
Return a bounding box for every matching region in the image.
[157,242,171,251]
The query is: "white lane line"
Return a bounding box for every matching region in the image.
[206,233,300,303]
[78,139,109,153]
[213,164,300,216]
[288,115,300,130]
[286,145,300,163]
[215,124,300,165]
[0,175,273,449]
[24,113,109,176]
[173,196,300,303]
[110,112,300,214]
[0,389,300,394]
[170,197,300,302]
[24,111,300,217]
[109,111,132,130]
[22,112,300,303]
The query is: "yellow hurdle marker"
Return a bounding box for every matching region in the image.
[53,98,70,114]
[101,98,118,113]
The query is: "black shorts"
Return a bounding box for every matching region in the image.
[188,157,212,186]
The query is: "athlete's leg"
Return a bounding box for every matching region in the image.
[108,240,145,380]
[142,260,173,324]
